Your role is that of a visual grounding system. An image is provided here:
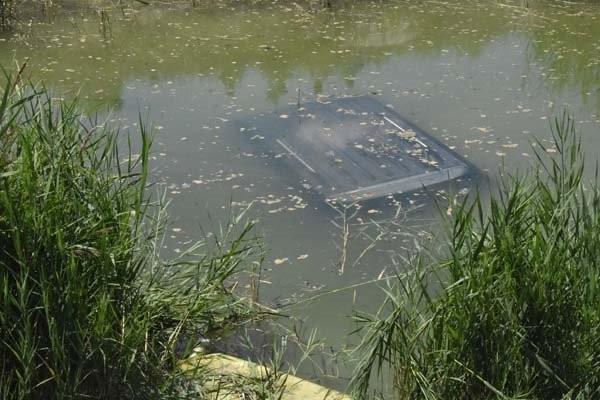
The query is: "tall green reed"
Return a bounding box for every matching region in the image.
[352,115,600,399]
[0,69,259,399]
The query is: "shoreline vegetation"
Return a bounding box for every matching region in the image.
[2,0,338,32]
[0,67,264,398]
[351,116,600,399]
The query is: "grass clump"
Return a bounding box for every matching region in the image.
[0,70,259,399]
[352,116,600,399]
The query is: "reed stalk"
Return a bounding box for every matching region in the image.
[0,69,259,399]
[352,114,600,399]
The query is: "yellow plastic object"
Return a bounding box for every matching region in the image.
[181,352,351,400]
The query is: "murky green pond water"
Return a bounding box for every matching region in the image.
[2,0,600,389]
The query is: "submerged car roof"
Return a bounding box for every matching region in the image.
[242,96,473,202]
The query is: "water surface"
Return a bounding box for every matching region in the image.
[2,0,600,389]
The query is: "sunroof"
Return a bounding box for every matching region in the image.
[242,96,473,202]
